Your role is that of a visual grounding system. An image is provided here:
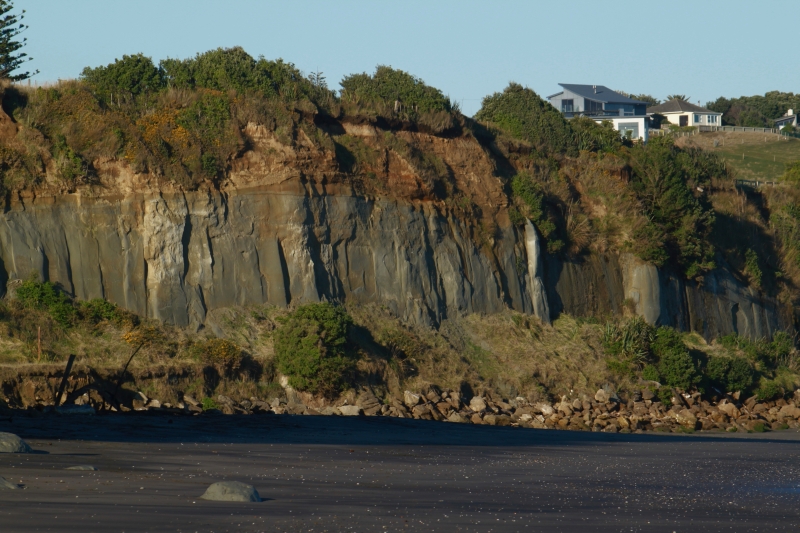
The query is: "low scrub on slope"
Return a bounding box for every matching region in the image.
[0,280,797,409]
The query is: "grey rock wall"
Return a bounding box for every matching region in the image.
[545,252,789,340]
[0,184,533,329]
[0,184,789,340]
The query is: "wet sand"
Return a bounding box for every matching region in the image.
[1,412,799,532]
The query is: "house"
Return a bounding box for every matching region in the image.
[775,109,798,130]
[547,83,649,141]
[646,99,722,128]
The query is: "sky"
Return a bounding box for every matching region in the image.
[19,0,800,116]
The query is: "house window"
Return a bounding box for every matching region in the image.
[618,122,639,139]
[586,99,603,113]
[562,99,574,113]
[709,115,717,124]
[694,114,702,124]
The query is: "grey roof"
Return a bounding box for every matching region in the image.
[774,114,797,124]
[557,84,647,104]
[648,100,719,114]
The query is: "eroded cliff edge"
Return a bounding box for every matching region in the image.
[0,121,789,339]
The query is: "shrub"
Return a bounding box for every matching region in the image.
[273,303,355,397]
[14,277,75,327]
[160,47,326,104]
[201,397,219,411]
[756,379,782,400]
[79,298,126,325]
[652,327,698,390]
[727,358,756,391]
[656,386,674,405]
[80,53,165,103]
[474,82,572,154]
[718,332,793,368]
[744,249,762,286]
[706,356,754,393]
[571,117,626,153]
[340,65,451,114]
[602,317,654,363]
[189,338,242,372]
[511,172,561,251]
[642,364,660,382]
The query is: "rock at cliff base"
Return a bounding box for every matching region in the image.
[469,397,487,412]
[447,412,468,423]
[595,389,608,403]
[337,405,362,416]
[200,481,261,502]
[674,409,698,429]
[403,391,421,407]
[0,432,32,453]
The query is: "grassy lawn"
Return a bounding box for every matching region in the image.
[676,132,800,181]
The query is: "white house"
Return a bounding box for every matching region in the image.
[647,99,722,128]
[775,110,798,130]
[547,84,649,142]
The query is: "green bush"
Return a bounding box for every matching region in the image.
[79,298,126,325]
[705,356,754,393]
[80,53,165,103]
[744,249,762,286]
[510,172,562,252]
[656,386,674,405]
[14,277,76,327]
[718,332,794,368]
[652,327,698,390]
[475,83,572,154]
[160,47,325,103]
[642,364,660,382]
[273,303,355,397]
[570,117,626,153]
[201,397,219,411]
[340,65,451,114]
[756,379,782,400]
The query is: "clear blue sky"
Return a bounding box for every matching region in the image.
[20,0,798,116]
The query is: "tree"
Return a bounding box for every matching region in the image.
[666,94,689,102]
[630,94,661,107]
[615,90,660,106]
[0,0,37,81]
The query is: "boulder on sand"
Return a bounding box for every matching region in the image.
[200,481,261,502]
[0,432,32,453]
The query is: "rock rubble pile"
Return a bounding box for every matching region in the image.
[7,385,800,434]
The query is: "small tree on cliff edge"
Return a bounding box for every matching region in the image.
[0,0,37,81]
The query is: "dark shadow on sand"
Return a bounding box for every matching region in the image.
[4,411,800,449]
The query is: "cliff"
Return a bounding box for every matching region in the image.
[0,118,789,339]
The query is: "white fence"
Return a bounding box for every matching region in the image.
[698,125,779,134]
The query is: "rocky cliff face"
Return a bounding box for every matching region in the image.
[0,122,789,339]
[545,253,787,340]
